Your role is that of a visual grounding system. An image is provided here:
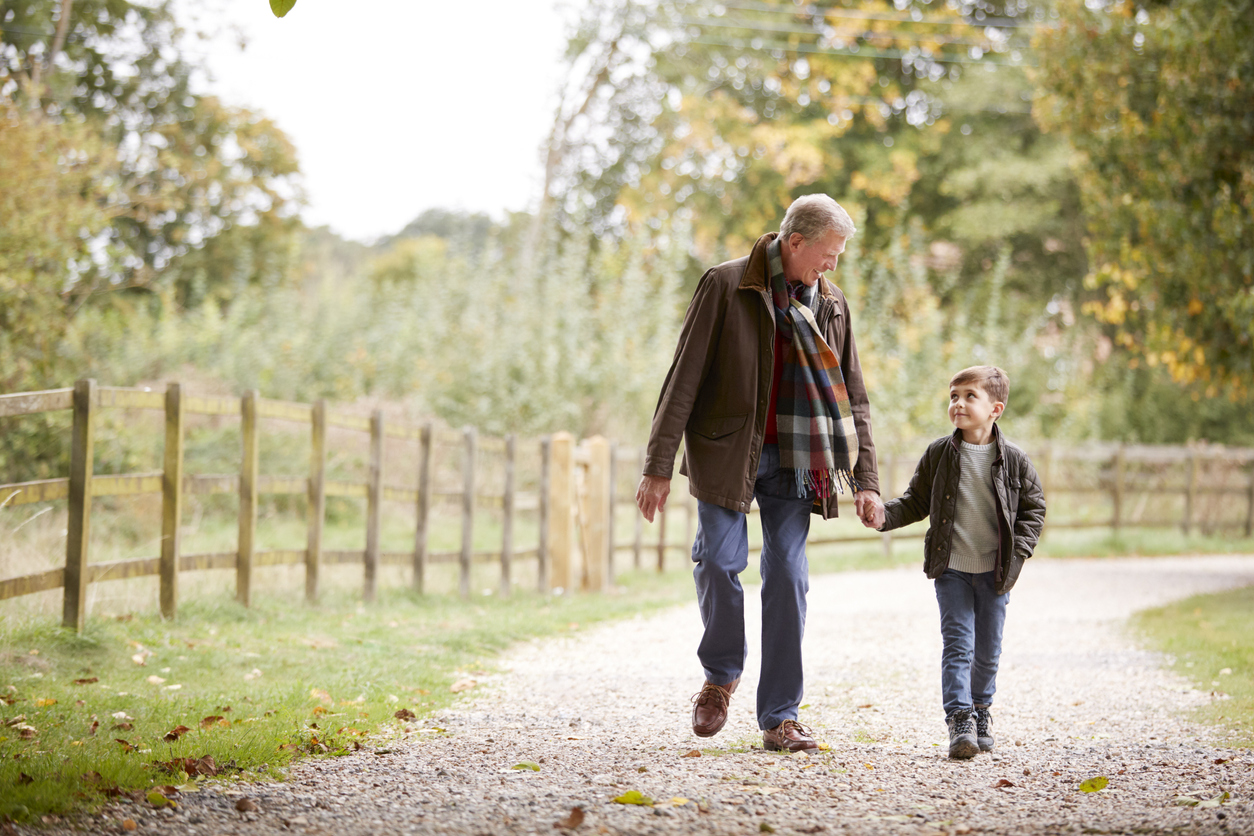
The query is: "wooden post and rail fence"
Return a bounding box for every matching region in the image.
[2,380,1254,632]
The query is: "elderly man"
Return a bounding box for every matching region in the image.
[636,194,881,752]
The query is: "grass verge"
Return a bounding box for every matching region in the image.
[1133,584,1254,748]
[0,569,691,824]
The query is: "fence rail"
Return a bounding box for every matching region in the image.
[3,380,1254,631]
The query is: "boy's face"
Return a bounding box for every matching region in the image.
[948,383,1004,437]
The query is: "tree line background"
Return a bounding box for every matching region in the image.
[2,0,1252,485]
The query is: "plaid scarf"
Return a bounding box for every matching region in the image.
[767,236,860,498]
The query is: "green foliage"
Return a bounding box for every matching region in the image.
[0,0,303,394]
[270,0,297,17]
[1035,0,1254,392]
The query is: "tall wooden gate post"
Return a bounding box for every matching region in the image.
[583,436,611,592]
[547,432,574,592]
[413,422,433,594]
[459,426,477,599]
[364,409,384,603]
[537,436,551,593]
[62,378,96,632]
[237,389,259,607]
[880,454,894,559]
[306,400,327,602]
[500,434,516,597]
[159,382,184,620]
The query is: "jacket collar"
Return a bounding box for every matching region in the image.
[738,232,837,299]
[948,423,1006,461]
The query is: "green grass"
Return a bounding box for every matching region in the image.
[1133,584,1254,747]
[0,569,691,823]
[1036,527,1254,559]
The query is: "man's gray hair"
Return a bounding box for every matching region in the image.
[780,194,857,242]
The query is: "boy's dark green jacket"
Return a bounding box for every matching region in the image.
[879,424,1046,594]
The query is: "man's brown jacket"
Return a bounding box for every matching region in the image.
[643,232,879,518]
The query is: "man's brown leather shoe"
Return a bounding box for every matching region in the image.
[691,678,739,737]
[763,719,819,752]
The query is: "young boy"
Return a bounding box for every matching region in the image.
[871,366,1046,759]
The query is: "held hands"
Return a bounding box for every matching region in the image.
[854,490,885,530]
[636,474,671,523]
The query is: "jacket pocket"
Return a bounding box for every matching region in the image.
[690,413,748,440]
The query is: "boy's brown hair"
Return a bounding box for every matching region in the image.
[950,365,1010,407]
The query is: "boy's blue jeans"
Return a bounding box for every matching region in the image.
[934,568,1009,718]
[691,444,812,731]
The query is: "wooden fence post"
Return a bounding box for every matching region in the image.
[364,409,384,603]
[500,434,516,597]
[538,436,551,593]
[306,399,326,603]
[634,447,645,570]
[237,389,259,607]
[657,507,667,573]
[159,382,184,620]
[1111,444,1125,535]
[1245,457,1254,538]
[62,378,96,632]
[685,488,695,557]
[607,441,618,583]
[547,432,573,592]
[583,436,611,592]
[881,453,894,559]
[414,422,433,594]
[459,426,477,599]
[1183,446,1199,535]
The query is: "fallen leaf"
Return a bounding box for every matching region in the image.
[72,678,98,686]
[1215,758,1231,765]
[147,790,177,809]
[163,725,191,743]
[34,698,57,707]
[115,739,136,753]
[760,824,776,833]
[131,654,147,666]
[146,675,166,685]
[991,779,1015,788]
[394,709,416,720]
[17,773,33,785]
[112,712,134,721]
[1078,776,1108,793]
[612,790,652,806]
[669,797,690,806]
[755,787,782,796]
[555,806,585,829]
[112,722,134,731]
[512,762,541,771]
[122,820,137,831]
[235,797,259,813]
[199,715,224,729]
[682,749,702,758]
[1197,792,1231,809]
[450,678,477,693]
[857,704,874,709]
[88,720,99,736]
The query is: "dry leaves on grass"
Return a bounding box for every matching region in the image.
[163,725,191,742]
[991,779,1016,788]
[450,678,477,693]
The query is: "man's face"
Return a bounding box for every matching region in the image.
[784,229,847,287]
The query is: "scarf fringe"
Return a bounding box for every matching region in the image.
[793,468,861,499]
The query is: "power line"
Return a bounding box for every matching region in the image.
[679,15,1035,49]
[686,35,1036,66]
[680,0,1048,29]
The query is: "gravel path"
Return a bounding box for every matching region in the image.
[43,555,1254,835]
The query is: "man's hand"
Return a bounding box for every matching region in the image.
[854,490,884,530]
[636,474,671,523]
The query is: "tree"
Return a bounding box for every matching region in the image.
[1,1,303,310]
[1034,0,1254,393]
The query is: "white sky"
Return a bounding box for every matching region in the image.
[185,0,572,242]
